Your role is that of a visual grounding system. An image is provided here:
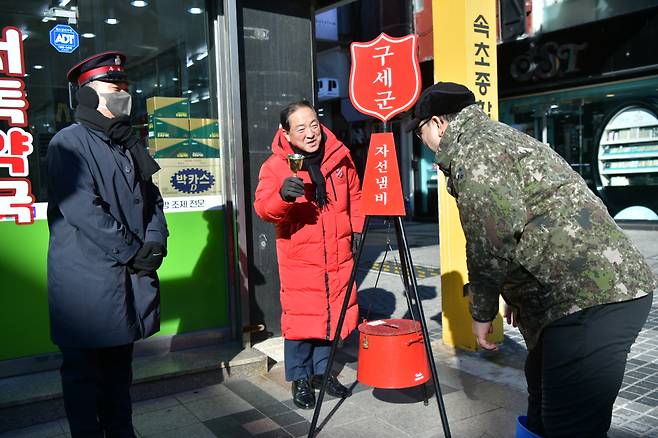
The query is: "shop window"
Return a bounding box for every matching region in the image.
[500,78,658,218]
[0,0,222,214]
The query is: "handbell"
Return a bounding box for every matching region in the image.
[287,153,304,177]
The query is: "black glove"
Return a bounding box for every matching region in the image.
[279,176,305,202]
[130,242,167,277]
[352,232,362,257]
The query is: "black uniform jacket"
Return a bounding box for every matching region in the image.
[47,123,168,348]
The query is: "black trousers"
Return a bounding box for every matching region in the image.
[525,293,652,438]
[59,343,136,438]
[284,339,331,381]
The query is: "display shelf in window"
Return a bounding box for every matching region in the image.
[597,106,658,187]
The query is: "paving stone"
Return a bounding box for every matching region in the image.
[242,417,279,435]
[320,417,408,438]
[373,401,453,436]
[133,395,181,416]
[206,425,252,438]
[294,399,369,428]
[0,420,63,438]
[203,414,242,433]
[628,371,650,379]
[182,393,253,422]
[174,383,232,404]
[636,397,658,407]
[224,379,284,409]
[623,420,653,434]
[439,389,500,422]
[613,407,641,421]
[283,420,311,437]
[346,386,422,415]
[612,417,628,427]
[56,419,69,435]
[608,427,643,438]
[253,375,294,402]
[143,422,216,438]
[619,391,640,401]
[253,429,292,437]
[625,401,654,414]
[228,409,267,424]
[634,380,657,390]
[464,380,528,414]
[257,402,292,417]
[423,362,486,392]
[640,415,658,427]
[133,404,199,437]
[270,411,307,427]
[418,407,517,438]
[624,385,647,396]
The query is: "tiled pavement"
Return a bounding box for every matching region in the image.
[2,222,657,437]
[7,339,649,438]
[614,230,658,436]
[0,358,517,438]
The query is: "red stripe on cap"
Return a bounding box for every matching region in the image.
[77,65,125,86]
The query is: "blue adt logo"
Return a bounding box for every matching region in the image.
[49,25,79,54]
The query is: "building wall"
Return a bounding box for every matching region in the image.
[0,210,229,361]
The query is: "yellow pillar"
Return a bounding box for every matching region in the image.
[433,0,503,351]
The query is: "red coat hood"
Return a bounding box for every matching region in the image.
[270,125,350,176]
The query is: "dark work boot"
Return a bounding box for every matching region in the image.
[312,374,352,398]
[291,378,315,409]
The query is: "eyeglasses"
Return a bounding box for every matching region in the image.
[414,118,431,140]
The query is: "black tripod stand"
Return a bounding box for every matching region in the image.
[307,215,452,437]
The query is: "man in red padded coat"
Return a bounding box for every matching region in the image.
[254,100,364,409]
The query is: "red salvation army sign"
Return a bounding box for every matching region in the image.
[349,33,421,122]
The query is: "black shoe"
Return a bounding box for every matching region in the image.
[292,378,315,409]
[312,374,352,398]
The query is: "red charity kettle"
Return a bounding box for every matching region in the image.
[357,318,430,389]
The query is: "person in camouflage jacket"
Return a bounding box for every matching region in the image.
[408,82,656,438]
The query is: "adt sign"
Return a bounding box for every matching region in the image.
[49,25,79,54]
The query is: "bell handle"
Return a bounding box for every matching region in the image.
[405,333,424,346]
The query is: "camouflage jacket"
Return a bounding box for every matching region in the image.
[436,105,657,349]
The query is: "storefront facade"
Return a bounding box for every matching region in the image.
[0,0,336,374]
[498,5,658,220]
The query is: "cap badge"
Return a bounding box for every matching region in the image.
[114,55,121,65]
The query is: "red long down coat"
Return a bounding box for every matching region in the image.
[254,126,364,341]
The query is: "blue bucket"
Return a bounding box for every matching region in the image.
[516,416,543,438]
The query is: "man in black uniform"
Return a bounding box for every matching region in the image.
[47,51,169,438]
